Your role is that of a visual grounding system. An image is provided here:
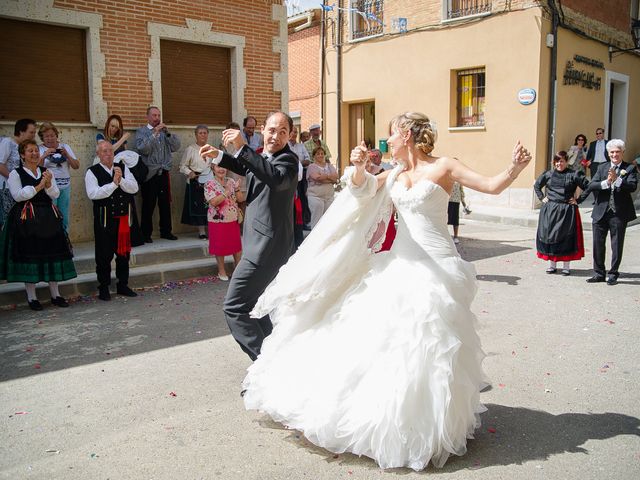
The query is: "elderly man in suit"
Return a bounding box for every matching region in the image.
[200,111,299,360]
[579,139,637,286]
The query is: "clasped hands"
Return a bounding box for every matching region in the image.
[113,166,123,186]
[200,129,247,161]
[36,170,54,191]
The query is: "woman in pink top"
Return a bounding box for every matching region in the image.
[204,165,245,281]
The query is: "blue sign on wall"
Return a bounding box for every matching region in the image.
[518,88,537,105]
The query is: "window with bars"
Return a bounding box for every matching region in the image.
[350,0,384,40]
[456,68,485,127]
[446,0,492,20]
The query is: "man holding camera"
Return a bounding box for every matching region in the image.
[135,106,181,242]
[86,141,139,300]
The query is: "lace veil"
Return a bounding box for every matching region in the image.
[252,165,403,321]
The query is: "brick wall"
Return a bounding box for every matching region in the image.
[288,23,321,130]
[53,0,284,128]
[561,0,631,32]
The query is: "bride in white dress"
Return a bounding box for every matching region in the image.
[242,112,532,470]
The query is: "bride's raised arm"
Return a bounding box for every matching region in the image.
[349,142,392,191]
[448,141,532,194]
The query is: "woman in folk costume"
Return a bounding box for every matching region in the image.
[0,139,76,310]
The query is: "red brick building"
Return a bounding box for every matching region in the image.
[0,0,288,241]
[287,8,322,132]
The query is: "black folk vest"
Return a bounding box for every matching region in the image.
[88,162,133,218]
[16,166,52,205]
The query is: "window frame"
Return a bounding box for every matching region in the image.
[442,0,492,23]
[455,67,486,128]
[349,0,385,43]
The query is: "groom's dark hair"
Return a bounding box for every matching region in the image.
[264,111,293,133]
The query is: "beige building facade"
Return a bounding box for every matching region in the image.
[295,0,640,209]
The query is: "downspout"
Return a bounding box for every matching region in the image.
[336,0,343,172]
[546,1,559,168]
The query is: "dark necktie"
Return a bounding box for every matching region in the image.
[608,165,619,212]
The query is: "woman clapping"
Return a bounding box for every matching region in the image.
[0,140,76,310]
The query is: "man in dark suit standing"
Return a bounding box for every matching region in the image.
[586,128,609,179]
[200,111,298,360]
[579,139,637,285]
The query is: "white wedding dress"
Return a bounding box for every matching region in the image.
[242,166,487,470]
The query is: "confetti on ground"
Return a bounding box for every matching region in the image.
[498,383,506,388]
[45,449,60,454]
[487,427,497,433]
[169,392,177,397]
[25,346,34,352]
[544,388,552,393]
[34,363,41,369]
[14,411,28,415]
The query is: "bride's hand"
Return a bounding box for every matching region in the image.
[200,144,219,160]
[350,141,368,170]
[512,141,532,168]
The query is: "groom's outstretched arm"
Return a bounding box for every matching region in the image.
[236,146,298,191]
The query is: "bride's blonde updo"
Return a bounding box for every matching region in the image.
[390,112,437,155]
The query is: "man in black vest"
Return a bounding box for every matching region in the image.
[85,141,140,300]
[579,139,638,285]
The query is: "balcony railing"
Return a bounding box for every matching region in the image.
[351,0,384,40]
[446,0,491,20]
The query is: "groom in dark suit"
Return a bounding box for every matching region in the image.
[579,139,637,285]
[200,112,299,360]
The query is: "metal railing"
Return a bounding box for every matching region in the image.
[351,0,384,40]
[447,0,491,20]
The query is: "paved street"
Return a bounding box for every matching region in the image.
[1,220,639,480]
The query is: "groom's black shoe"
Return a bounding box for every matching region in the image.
[606,275,618,286]
[240,389,247,397]
[586,275,605,283]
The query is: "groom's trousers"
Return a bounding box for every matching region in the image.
[223,258,279,361]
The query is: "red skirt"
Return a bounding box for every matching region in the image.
[536,208,585,262]
[208,221,242,256]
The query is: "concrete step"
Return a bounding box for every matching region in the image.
[0,236,226,308]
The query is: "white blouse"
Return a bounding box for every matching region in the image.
[8,167,59,202]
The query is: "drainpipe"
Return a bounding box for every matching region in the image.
[336,0,343,171]
[546,1,559,168]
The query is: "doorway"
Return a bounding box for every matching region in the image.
[348,101,376,151]
[604,71,629,140]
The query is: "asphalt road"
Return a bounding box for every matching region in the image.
[1,220,639,480]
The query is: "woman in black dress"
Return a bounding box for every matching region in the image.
[534,151,590,275]
[0,139,77,310]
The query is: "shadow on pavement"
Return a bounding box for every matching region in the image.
[563,268,640,285]
[457,238,532,263]
[256,404,640,474]
[476,274,521,285]
[0,281,230,383]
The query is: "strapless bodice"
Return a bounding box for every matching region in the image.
[389,179,458,259]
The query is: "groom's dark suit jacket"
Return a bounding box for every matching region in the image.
[219,144,299,266]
